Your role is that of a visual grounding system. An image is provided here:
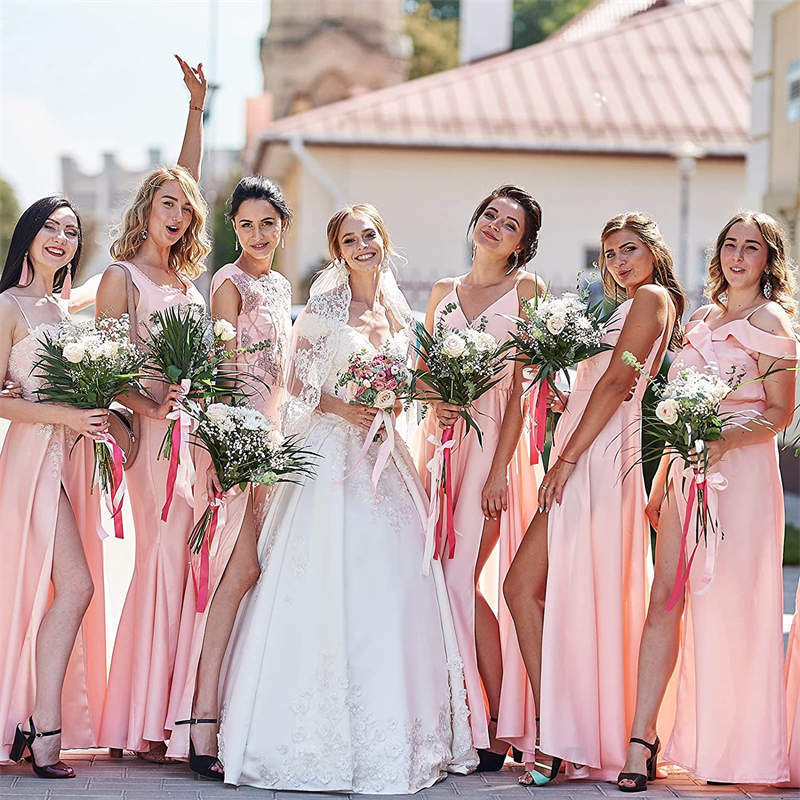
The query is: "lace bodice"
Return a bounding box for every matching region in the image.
[7,323,63,401]
[322,327,411,398]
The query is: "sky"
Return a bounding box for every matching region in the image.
[0,0,271,207]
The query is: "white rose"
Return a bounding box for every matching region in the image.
[546,313,566,335]
[266,429,285,447]
[63,342,86,363]
[474,332,497,353]
[345,381,359,403]
[655,399,679,426]
[214,318,237,342]
[375,389,396,410]
[101,340,119,358]
[442,333,466,358]
[206,403,228,423]
[242,410,265,430]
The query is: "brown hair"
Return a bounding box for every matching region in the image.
[468,184,543,269]
[598,212,686,351]
[326,204,397,264]
[110,166,211,280]
[705,211,797,319]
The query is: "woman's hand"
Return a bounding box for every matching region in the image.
[645,482,665,530]
[481,468,508,521]
[537,456,577,513]
[149,384,184,421]
[175,54,207,108]
[430,399,462,429]
[546,383,568,414]
[1,378,22,398]
[334,399,380,431]
[61,407,109,440]
[206,463,223,500]
[689,439,727,472]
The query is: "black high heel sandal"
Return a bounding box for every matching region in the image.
[175,717,224,781]
[617,736,660,793]
[9,717,75,779]
[476,716,509,772]
[519,717,563,786]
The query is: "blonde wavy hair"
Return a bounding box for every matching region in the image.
[110,166,211,279]
[326,204,398,265]
[597,212,687,351]
[705,211,797,320]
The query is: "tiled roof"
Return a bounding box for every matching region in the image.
[255,0,751,160]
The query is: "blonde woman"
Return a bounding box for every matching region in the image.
[618,212,797,789]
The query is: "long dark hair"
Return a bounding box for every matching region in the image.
[227,175,293,228]
[0,195,83,295]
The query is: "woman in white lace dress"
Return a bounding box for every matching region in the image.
[218,205,476,793]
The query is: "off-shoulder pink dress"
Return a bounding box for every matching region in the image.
[414,274,542,757]
[0,296,106,760]
[539,298,668,781]
[166,264,292,759]
[785,579,800,787]
[663,305,796,784]
[99,262,205,752]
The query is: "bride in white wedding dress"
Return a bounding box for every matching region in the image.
[218,205,477,793]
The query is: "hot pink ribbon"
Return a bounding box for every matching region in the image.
[422,428,457,574]
[666,465,728,612]
[192,489,228,613]
[95,433,127,539]
[339,409,395,495]
[161,380,196,522]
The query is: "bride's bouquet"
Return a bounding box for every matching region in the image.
[412,303,509,565]
[622,351,757,609]
[335,345,412,490]
[508,287,611,462]
[188,402,317,611]
[32,315,146,537]
[138,304,269,520]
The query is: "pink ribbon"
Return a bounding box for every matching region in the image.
[528,382,549,465]
[422,428,458,575]
[95,433,127,539]
[666,464,728,612]
[339,409,395,495]
[161,380,196,522]
[191,489,228,613]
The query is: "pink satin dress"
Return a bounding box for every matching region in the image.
[785,579,800,787]
[0,295,106,760]
[166,264,292,759]
[99,262,205,752]
[539,297,668,781]
[663,305,796,784]
[413,274,541,757]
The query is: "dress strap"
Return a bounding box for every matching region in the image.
[744,301,772,320]
[7,294,35,330]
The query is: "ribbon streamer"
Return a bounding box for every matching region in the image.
[162,380,197,521]
[95,432,127,539]
[191,489,228,613]
[528,382,549,465]
[338,409,395,495]
[422,428,458,575]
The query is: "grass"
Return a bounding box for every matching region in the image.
[786,523,800,566]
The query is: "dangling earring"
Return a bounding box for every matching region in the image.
[762,270,773,299]
[506,251,521,275]
[471,242,476,259]
[281,237,285,249]
[61,265,72,301]
[234,237,239,252]
[19,252,30,286]
[141,227,148,241]
[181,236,186,253]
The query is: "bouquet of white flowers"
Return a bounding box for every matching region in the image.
[188,402,317,611]
[33,315,146,537]
[509,287,612,462]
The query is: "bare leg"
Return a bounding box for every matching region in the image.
[28,489,95,767]
[618,493,685,788]
[474,516,505,753]
[190,494,260,765]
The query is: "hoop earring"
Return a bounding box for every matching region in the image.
[141,227,148,241]
[762,270,773,299]
[19,252,30,285]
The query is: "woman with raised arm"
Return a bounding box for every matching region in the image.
[504,213,685,784]
[97,57,211,762]
[617,212,797,790]
[413,185,543,769]
[0,197,109,778]
[217,204,476,792]
[166,176,293,778]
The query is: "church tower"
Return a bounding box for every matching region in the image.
[260,0,410,120]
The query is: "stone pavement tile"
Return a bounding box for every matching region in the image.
[120,793,201,800]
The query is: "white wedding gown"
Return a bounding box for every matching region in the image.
[218,325,477,793]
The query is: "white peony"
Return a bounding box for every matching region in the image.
[655,399,679,426]
[241,409,265,430]
[206,403,229,423]
[63,342,86,363]
[546,313,566,335]
[375,389,396,409]
[442,333,466,358]
[214,318,237,342]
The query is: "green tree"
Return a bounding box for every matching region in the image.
[210,181,239,274]
[512,0,594,49]
[405,1,459,80]
[0,176,21,268]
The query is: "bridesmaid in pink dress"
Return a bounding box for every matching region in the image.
[0,197,109,778]
[786,579,800,787]
[166,176,293,777]
[414,185,544,768]
[618,212,797,789]
[505,212,685,784]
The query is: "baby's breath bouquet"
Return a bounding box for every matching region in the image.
[138,304,269,519]
[187,403,317,611]
[32,315,146,536]
[508,286,612,461]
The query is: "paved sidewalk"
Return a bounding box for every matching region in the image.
[1,754,799,800]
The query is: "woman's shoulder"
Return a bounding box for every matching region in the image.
[748,300,795,338]
[631,282,670,308]
[516,271,544,301]
[429,277,458,306]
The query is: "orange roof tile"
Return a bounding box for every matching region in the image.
[255,0,751,160]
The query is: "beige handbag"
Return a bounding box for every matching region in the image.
[107,262,141,469]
